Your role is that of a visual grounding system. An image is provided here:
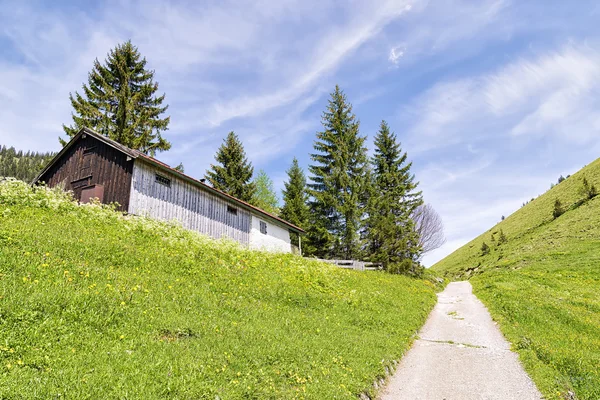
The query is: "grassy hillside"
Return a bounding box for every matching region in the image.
[0,179,438,399]
[433,159,600,399]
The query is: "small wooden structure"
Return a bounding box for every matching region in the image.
[34,128,304,253]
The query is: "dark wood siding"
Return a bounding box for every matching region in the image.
[38,135,133,211]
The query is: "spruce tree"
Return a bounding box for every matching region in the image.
[174,163,185,173]
[62,41,171,155]
[365,120,423,269]
[280,158,309,227]
[308,85,368,259]
[0,145,55,182]
[251,170,279,214]
[280,158,310,252]
[206,131,255,202]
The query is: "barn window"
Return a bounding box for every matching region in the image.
[155,173,171,187]
[260,221,267,235]
[227,205,238,215]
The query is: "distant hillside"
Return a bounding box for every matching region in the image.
[0,179,437,399]
[433,158,600,399]
[0,145,55,182]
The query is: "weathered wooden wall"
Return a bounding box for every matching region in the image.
[38,135,133,211]
[128,161,251,245]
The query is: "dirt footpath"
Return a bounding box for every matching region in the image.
[379,281,542,400]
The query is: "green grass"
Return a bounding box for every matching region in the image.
[433,159,600,400]
[0,180,437,399]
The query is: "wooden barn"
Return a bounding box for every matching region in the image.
[34,128,304,253]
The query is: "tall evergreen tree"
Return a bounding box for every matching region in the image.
[251,170,280,214]
[206,131,255,202]
[308,85,368,259]
[62,40,171,156]
[280,158,310,253]
[365,120,422,270]
[280,158,309,228]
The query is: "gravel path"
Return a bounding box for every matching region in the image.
[379,281,543,400]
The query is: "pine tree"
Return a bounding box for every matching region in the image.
[251,170,279,214]
[481,242,490,256]
[580,177,598,200]
[364,120,422,270]
[553,199,564,219]
[280,158,310,253]
[498,229,508,244]
[206,132,255,202]
[0,145,55,182]
[307,85,368,259]
[280,158,309,227]
[174,163,185,173]
[62,41,171,156]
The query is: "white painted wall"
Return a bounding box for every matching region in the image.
[249,215,292,253]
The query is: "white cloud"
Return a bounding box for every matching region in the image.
[0,0,417,159]
[404,43,600,153]
[388,47,405,64]
[408,42,600,267]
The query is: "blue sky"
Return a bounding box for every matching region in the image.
[2,0,600,265]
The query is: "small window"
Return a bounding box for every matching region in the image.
[227,205,238,215]
[155,173,171,187]
[260,221,267,235]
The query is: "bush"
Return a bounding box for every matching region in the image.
[498,229,508,244]
[480,242,490,256]
[388,259,423,277]
[553,199,564,219]
[580,177,598,200]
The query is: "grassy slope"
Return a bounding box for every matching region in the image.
[433,159,600,400]
[0,180,437,399]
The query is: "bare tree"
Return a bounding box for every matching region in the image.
[412,203,445,254]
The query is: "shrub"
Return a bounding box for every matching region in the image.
[553,199,564,219]
[580,177,598,200]
[480,242,490,256]
[388,259,423,277]
[498,229,508,244]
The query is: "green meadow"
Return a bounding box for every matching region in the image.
[433,159,600,400]
[0,179,437,399]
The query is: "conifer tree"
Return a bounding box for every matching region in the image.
[62,41,171,155]
[0,145,55,182]
[498,229,508,244]
[206,131,255,202]
[481,242,490,256]
[280,158,310,253]
[280,158,309,227]
[364,120,423,269]
[173,163,185,173]
[251,170,279,214]
[308,85,368,259]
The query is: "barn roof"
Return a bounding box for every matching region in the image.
[35,128,305,234]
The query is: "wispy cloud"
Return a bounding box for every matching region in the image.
[404,43,600,153]
[409,42,600,265]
